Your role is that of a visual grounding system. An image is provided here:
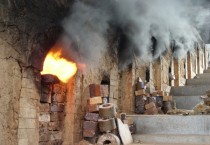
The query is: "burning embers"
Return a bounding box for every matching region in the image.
[41,48,77,83]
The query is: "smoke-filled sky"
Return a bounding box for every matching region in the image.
[62,0,210,66]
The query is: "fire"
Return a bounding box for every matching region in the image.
[41,49,77,83]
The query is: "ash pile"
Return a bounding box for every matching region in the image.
[79,84,134,145]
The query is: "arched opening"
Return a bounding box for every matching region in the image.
[101,75,110,103]
[145,68,150,83]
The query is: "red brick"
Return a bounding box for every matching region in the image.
[50,112,64,122]
[40,132,50,142]
[87,97,102,105]
[40,93,51,103]
[86,104,99,113]
[51,93,65,103]
[83,121,98,131]
[83,129,96,137]
[51,103,64,112]
[48,122,61,131]
[40,103,50,112]
[85,113,99,121]
[89,84,101,97]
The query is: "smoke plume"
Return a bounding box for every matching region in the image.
[62,0,210,66]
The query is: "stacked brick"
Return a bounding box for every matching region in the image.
[83,84,103,143]
[39,75,66,145]
[83,84,121,144]
[134,80,173,114]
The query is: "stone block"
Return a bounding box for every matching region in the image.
[100,85,109,97]
[22,78,36,89]
[39,103,50,112]
[48,122,61,131]
[83,129,96,137]
[39,122,48,133]
[19,107,37,118]
[18,128,38,139]
[51,93,65,103]
[87,97,102,105]
[20,97,37,109]
[40,93,51,103]
[89,84,101,97]
[40,132,50,142]
[84,113,99,122]
[49,140,63,145]
[50,132,62,140]
[39,113,50,122]
[83,121,98,130]
[50,112,65,122]
[145,102,156,110]
[20,88,40,100]
[19,118,38,129]
[52,84,62,94]
[51,103,65,112]
[86,104,99,113]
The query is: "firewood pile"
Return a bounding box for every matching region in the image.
[135,80,173,115]
[82,84,134,145]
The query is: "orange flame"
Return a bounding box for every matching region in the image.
[41,49,77,83]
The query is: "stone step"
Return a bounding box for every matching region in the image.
[204,69,210,73]
[196,73,210,79]
[129,143,209,145]
[186,78,210,85]
[127,115,210,135]
[173,95,202,110]
[170,85,210,96]
[132,134,210,145]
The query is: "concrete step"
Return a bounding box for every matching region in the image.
[127,115,210,135]
[186,78,210,85]
[196,73,210,79]
[132,134,210,144]
[170,85,210,96]
[173,95,202,110]
[129,143,209,145]
[204,69,210,73]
